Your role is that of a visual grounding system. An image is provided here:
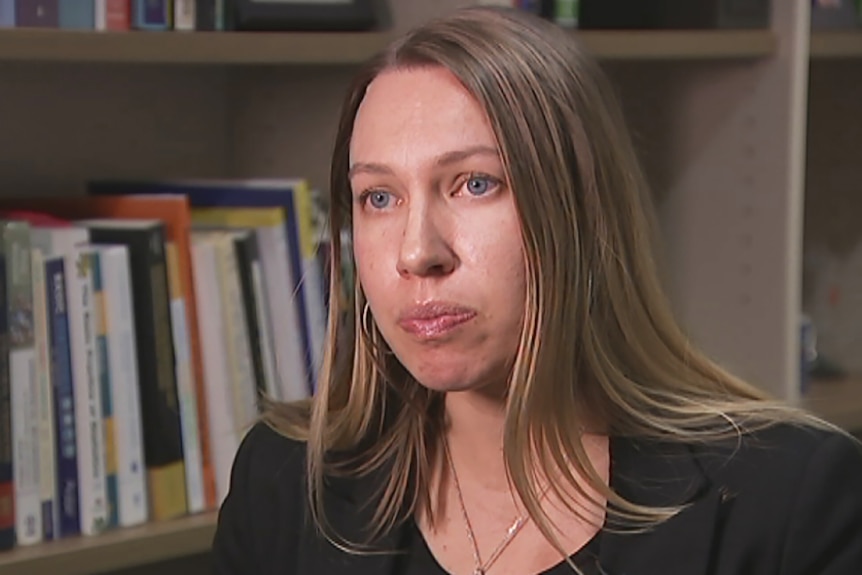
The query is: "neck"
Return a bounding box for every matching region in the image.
[443,389,510,492]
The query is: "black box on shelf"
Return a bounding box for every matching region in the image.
[579,0,771,30]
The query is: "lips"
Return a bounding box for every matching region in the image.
[397,301,477,339]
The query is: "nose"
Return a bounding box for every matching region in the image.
[396,202,457,279]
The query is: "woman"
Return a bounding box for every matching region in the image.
[212,6,862,574]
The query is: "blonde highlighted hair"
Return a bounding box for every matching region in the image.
[264,4,822,559]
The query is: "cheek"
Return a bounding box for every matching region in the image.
[467,216,526,288]
[353,227,397,305]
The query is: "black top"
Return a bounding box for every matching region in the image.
[212,420,862,574]
[395,520,602,574]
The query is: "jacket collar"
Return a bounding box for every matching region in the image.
[597,435,724,575]
[296,453,408,575]
[302,435,724,575]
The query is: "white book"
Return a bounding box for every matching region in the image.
[250,258,280,401]
[174,0,195,30]
[96,245,148,527]
[164,243,205,514]
[64,246,108,536]
[190,237,240,505]
[256,224,309,401]
[31,248,57,541]
[32,227,90,538]
[5,222,41,546]
[212,233,257,433]
[94,0,106,30]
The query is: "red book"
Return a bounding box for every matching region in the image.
[105,0,131,30]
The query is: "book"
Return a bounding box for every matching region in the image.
[78,219,188,522]
[3,221,42,546]
[0,196,217,512]
[95,245,148,528]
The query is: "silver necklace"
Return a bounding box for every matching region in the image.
[442,435,548,575]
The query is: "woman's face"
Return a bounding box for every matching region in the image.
[349,66,527,395]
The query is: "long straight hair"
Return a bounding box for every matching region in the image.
[265,5,823,558]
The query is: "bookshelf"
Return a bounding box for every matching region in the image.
[0,28,775,64]
[0,512,216,575]
[810,30,862,58]
[0,0,860,573]
[0,29,394,64]
[576,29,776,60]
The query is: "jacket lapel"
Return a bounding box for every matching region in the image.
[597,436,724,575]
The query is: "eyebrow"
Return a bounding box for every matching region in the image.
[348,145,500,179]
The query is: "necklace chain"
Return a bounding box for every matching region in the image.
[442,436,547,575]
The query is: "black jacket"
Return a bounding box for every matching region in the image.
[212,420,862,574]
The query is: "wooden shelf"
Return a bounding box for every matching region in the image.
[801,376,862,432]
[0,512,217,575]
[0,28,777,65]
[575,29,777,60]
[0,29,393,64]
[810,31,862,58]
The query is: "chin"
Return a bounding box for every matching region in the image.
[399,358,500,395]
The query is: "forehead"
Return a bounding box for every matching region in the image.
[349,66,498,162]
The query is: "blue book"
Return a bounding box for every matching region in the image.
[0,252,11,551]
[58,0,94,30]
[45,257,80,538]
[0,0,14,28]
[132,0,169,30]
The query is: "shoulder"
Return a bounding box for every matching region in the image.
[212,421,309,575]
[224,419,308,500]
[693,421,862,488]
[606,421,862,574]
[237,418,308,476]
[697,422,862,573]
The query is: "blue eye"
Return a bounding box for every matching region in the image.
[465,175,495,196]
[365,190,391,209]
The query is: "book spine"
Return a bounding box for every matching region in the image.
[146,231,187,520]
[214,236,257,434]
[31,249,57,541]
[132,0,170,29]
[88,225,187,521]
[100,0,130,29]
[14,0,59,27]
[233,233,268,406]
[258,226,309,401]
[65,249,108,536]
[0,246,12,550]
[0,0,14,27]
[89,251,119,529]
[174,0,194,30]
[94,0,105,28]
[190,239,238,504]
[100,247,147,527]
[46,257,80,538]
[58,0,95,29]
[165,243,205,514]
[6,223,42,546]
[193,0,214,30]
[293,182,328,389]
[280,194,316,394]
[250,256,280,401]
